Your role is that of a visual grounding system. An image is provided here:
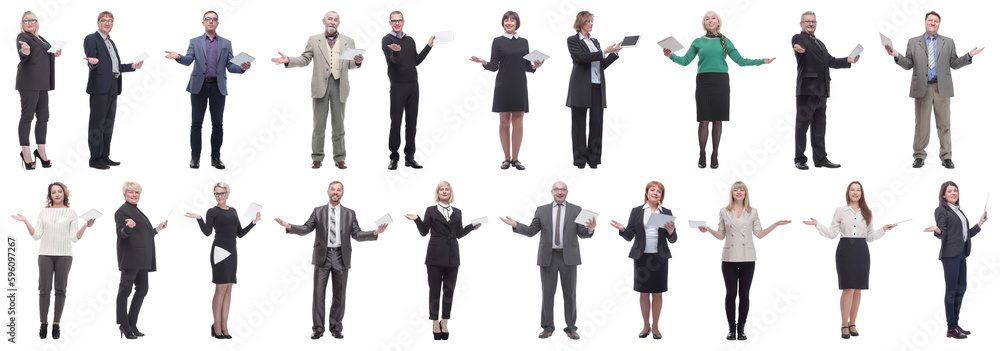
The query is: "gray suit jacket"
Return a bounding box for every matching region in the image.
[286,204,377,269]
[285,32,361,101]
[894,34,971,98]
[513,202,594,266]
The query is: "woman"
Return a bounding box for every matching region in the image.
[470,11,543,170]
[697,181,789,340]
[664,11,774,169]
[610,181,677,339]
[566,11,620,169]
[184,182,260,339]
[11,183,94,339]
[114,181,167,339]
[16,11,61,170]
[924,181,987,339]
[404,181,481,340]
[803,181,896,339]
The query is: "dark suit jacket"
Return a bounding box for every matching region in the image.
[895,34,971,98]
[791,32,851,97]
[619,205,677,260]
[934,205,981,259]
[413,206,475,267]
[114,202,158,271]
[565,34,618,108]
[15,32,55,91]
[513,202,594,266]
[175,34,243,95]
[286,204,377,269]
[83,31,135,95]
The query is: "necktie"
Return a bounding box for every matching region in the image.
[927,37,936,70]
[555,204,563,247]
[330,209,337,245]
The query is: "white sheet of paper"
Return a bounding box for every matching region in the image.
[892,219,912,226]
[647,213,676,228]
[433,30,455,44]
[621,35,641,48]
[657,36,685,52]
[471,217,488,226]
[879,33,893,50]
[130,52,149,64]
[244,203,262,219]
[688,220,707,228]
[523,50,550,62]
[849,44,863,60]
[80,209,103,222]
[573,209,598,226]
[339,48,366,60]
[985,194,990,213]
[232,52,255,65]
[375,213,392,226]
[213,246,231,265]
[162,209,173,225]
[47,40,67,53]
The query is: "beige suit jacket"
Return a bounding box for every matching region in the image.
[286,32,361,101]
[718,208,762,262]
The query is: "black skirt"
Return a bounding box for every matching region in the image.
[695,72,730,121]
[835,238,870,290]
[634,253,669,293]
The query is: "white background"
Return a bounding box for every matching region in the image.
[2,0,997,350]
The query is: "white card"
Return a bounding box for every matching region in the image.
[47,40,67,53]
[339,48,366,60]
[892,219,912,226]
[573,209,598,226]
[848,44,863,61]
[523,50,549,62]
[471,217,488,226]
[433,30,455,44]
[130,52,149,64]
[375,213,392,226]
[232,52,255,65]
[80,209,103,222]
[688,220,706,228]
[244,203,262,219]
[879,33,893,51]
[657,36,685,52]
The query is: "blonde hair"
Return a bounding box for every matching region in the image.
[435,181,453,204]
[702,11,723,32]
[573,11,593,32]
[725,181,752,213]
[122,181,142,195]
[21,11,38,35]
[214,182,230,195]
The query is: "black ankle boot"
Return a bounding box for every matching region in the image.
[726,323,736,340]
[52,324,60,339]
[736,323,747,340]
[39,323,48,339]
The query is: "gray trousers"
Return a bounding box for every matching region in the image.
[540,250,577,332]
[312,76,347,162]
[913,82,952,160]
[38,255,72,323]
[313,248,348,333]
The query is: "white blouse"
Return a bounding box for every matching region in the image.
[641,203,663,254]
[815,205,886,242]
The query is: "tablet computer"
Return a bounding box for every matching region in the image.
[621,35,641,48]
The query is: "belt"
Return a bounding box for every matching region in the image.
[205,77,218,83]
[328,247,341,251]
[552,249,563,253]
[113,72,121,78]
[928,79,938,83]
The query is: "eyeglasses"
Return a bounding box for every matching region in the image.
[214,192,228,197]
[99,20,114,24]
[389,19,403,24]
[204,17,219,22]
[22,19,37,24]
[801,20,817,24]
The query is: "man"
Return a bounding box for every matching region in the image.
[887,11,983,169]
[500,181,597,340]
[83,11,143,170]
[381,11,433,170]
[275,181,388,339]
[791,11,856,170]
[165,11,250,170]
[271,11,363,169]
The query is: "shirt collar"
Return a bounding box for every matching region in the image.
[577,32,590,40]
[390,31,406,39]
[503,32,518,40]
[948,203,960,210]
[99,31,110,40]
[437,202,451,209]
[204,33,218,42]
[552,201,565,208]
[924,33,938,40]
[329,203,341,212]
[642,203,662,211]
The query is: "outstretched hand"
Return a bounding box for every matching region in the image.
[271,52,289,64]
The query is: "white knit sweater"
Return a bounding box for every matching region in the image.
[32,208,80,256]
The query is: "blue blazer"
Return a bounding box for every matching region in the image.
[175,34,243,95]
[83,31,135,95]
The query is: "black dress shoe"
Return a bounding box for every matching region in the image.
[794,162,809,170]
[946,328,967,339]
[404,159,423,169]
[942,159,955,169]
[698,152,707,168]
[90,162,110,170]
[511,160,525,170]
[310,330,323,339]
[190,157,200,169]
[51,324,60,339]
[912,158,924,168]
[40,323,47,339]
[638,329,650,338]
[211,157,226,169]
[815,160,841,168]
[388,159,398,170]
[848,324,859,336]
[841,326,850,339]
[102,158,121,166]
[501,160,511,170]
[956,325,971,335]
[332,331,344,339]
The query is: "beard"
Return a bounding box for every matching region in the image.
[325,26,337,35]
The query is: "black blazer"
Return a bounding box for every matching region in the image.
[565,34,618,108]
[83,31,135,95]
[619,205,677,260]
[791,32,851,97]
[114,202,158,271]
[15,32,55,91]
[934,205,981,259]
[413,206,475,267]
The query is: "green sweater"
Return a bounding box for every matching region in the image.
[669,37,764,73]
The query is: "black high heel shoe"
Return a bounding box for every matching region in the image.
[710,153,719,169]
[439,321,449,340]
[119,324,137,339]
[841,326,850,339]
[212,324,225,339]
[848,324,859,337]
[432,321,442,340]
[132,328,144,337]
[33,149,51,168]
[19,151,35,170]
[698,151,706,169]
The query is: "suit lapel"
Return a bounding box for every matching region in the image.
[319,206,329,238]
[319,36,332,69]
[338,207,349,241]
[430,207,448,226]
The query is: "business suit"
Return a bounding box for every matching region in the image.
[413,205,475,320]
[717,208,762,326]
[791,31,851,165]
[15,32,56,148]
[113,202,158,330]
[894,34,972,161]
[512,202,594,332]
[934,204,981,330]
[285,32,361,163]
[83,31,135,167]
[286,204,377,334]
[174,34,244,159]
[382,33,431,163]
[619,205,677,293]
[566,34,618,168]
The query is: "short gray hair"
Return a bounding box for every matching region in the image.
[801,11,816,22]
[324,11,338,19]
[213,182,230,195]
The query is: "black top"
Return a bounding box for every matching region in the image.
[566,34,618,108]
[114,202,158,271]
[484,35,535,112]
[413,205,475,267]
[791,31,851,97]
[15,32,55,91]
[381,34,432,83]
[197,206,255,248]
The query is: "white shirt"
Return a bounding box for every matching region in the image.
[815,205,886,243]
[328,204,342,248]
[641,203,663,254]
[947,203,969,242]
[578,32,604,84]
[437,202,453,220]
[551,202,566,249]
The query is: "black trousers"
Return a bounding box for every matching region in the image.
[722,261,755,325]
[389,81,419,161]
[570,84,604,167]
[190,81,226,158]
[18,90,49,146]
[941,256,967,330]
[88,78,118,165]
[794,95,829,165]
[427,265,459,320]
[38,255,72,323]
[116,269,148,327]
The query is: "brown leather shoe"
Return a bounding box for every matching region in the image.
[566,330,580,340]
[336,161,347,169]
[538,330,552,339]
[311,161,322,169]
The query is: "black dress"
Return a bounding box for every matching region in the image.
[197,207,255,284]
[484,35,536,112]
